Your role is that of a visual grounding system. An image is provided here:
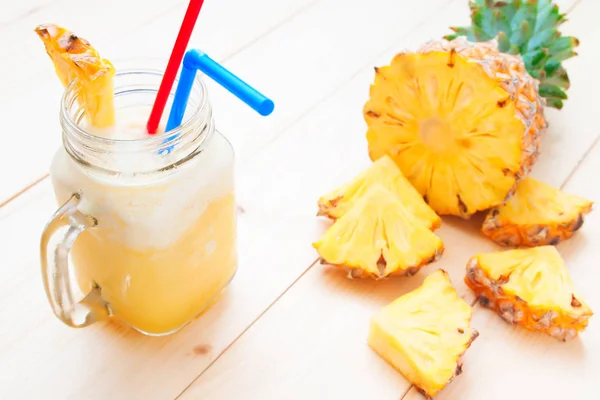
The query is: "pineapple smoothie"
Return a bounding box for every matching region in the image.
[49,105,237,335]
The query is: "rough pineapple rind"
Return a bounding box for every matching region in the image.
[368,270,478,398]
[317,155,441,230]
[482,177,594,247]
[465,246,593,341]
[313,184,444,279]
[35,23,115,128]
[364,36,547,218]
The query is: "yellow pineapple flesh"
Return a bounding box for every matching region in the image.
[35,23,115,127]
[318,155,441,230]
[364,37,547,218]
[482,177,594,247]
[313,184,444,279]
[368,270,478,398]
[465,246,593,341]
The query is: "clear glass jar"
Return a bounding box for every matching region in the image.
[40,64,237,336]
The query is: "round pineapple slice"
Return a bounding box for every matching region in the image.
[313,184,444,279]
[465,246,593,341]
[364,37,547,218]
[35,23,115,128]
[318,155,441,230]
[482,177,594,247]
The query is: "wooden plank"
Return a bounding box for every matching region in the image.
[179,0,596,398]
[0,1,452,398]
[0,0,318,203]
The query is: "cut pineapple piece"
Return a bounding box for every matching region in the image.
[482,177,594,247]
[318,155,441,230]
[368,270,478,398]
[465,246,593,341]
[35,23,115,127]
[364,37,547,218]
[313,184,444,279]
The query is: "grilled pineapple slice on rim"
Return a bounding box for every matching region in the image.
[465,246,593,341]
[313,184,443,279]
[364,36,547,218]
[482,177,594,247]
[317,155,441,230]
[368,270,478,398]
[35,23,115,128]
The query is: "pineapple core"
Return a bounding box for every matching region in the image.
[368,270,478,398]
[318,155,441,230]
[35,23,115,127]
[364,37,546,218]
[313,184,443,279]
[482,177,594,247]
[466,246,593,341]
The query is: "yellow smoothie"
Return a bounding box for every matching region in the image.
[49,107,237,335]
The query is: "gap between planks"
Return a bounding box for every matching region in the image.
[174,258,320,399]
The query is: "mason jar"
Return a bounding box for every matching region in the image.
[40,63,237,336]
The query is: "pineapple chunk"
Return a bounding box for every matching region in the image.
[318,155,441,230]
[364,37,546,218]
[368,270,478,398]
[35,23,115,127]
[313,184,444,279]
[465,246,593,341]
[482,177,594,247]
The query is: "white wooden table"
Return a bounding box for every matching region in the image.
[1,0,598,398]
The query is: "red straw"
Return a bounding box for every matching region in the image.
[146,0,206,134]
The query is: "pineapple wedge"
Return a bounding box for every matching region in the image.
[482,177,594,247]
[368,270,478,398]
[35,23,115,127]
[313,184,444,279]
[466,246,593,341]
[317,155,441,230]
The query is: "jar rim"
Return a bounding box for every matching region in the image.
[60,65,209,147]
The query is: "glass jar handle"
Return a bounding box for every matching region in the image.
[40,191,109,328]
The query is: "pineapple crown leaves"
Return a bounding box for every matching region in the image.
[445,0,579,109]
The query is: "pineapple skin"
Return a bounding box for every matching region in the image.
[482,177,594,247]
[364,36,547,218]
[465,248,593,341]
[368,270,479,398]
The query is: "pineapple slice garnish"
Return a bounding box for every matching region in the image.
[318,155,441,230]
[465,246,593,341]
[482,177,594,247]
[368,270,478,398]
[364,37,547,218]
[313,184,444,279]
[35,23,115,127]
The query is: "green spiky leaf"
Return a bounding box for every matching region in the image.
[444,0,579,109]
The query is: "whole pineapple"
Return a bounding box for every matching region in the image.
[364,36,547,218]
[445,0,579,109]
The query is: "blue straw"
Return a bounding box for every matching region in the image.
[166,49,274,132]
